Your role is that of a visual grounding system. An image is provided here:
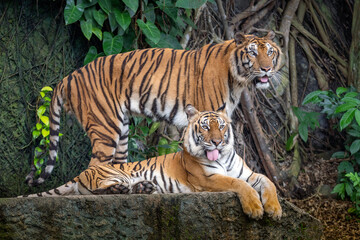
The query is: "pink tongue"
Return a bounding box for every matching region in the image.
[260,76,269,83]
[206,149,219,161]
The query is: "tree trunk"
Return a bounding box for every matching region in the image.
[348,0,360,90]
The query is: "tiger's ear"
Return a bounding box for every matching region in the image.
[185,104,199,120]
[234,32,247,45]
[216,103,226,114]
[264,31,275,40]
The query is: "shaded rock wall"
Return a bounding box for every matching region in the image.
[0,0,89,197]
[0,192,322,239]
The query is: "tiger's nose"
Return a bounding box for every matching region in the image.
[211,139,222,146]
[261,66,271,72]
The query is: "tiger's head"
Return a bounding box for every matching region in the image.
[183,104,234,162]
[230,31,282,89]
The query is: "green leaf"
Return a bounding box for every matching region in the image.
[98,0,112,14]
[350,140,360,155]
[139,126,149,136]
[347,128,360,137]
[331,151,346,159]
[92,9,107,27]
[336,87,348,96]
[302,90,325,105]
[157,137,168,156]
[64,0,84,25]
[342,97,360,105]
[102,32,123,55]
[340,108,356,131]
[355,109,360,126]
[32,130,41,140]
[335,102,357,113]
[84,46,98,65]
[41,86,53,92]
[332,183,345,199]
[285,133,297,151]
[77,0,98,8]
[175,0,207,9]
[114,10,131,31]
[146,33,182,49]
[44,97,51,102]
[298,123,308,142]
[80,19,93,40]
[37,105,46,117]
[40,116,49,126]
[168,141,179,153]
[144,3,156,22]
[36,123,43,130]
[123,0,139,13]
[92,26,102,40]
[42,129,50,138]
[345,183,353,197]
[344,92,358,98]
[108,12,118,32]
[149,122,161,135]
[338,161,354,174]
[156,0,178,21]
[137,20,161,44]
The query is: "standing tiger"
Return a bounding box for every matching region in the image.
[23,106,282,220]
[26,31,282,186]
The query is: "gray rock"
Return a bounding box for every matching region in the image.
[0,192,322,239]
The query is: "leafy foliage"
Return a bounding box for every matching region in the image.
[128,117,181,162]
[286,107,320,151]
[31,87,62,176]
[63,0,206,65]
[302,86,360,215]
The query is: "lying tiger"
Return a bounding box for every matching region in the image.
[26,31,282,186]
[23,105,282,220]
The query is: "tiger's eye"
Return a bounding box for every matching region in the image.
[268,48,274,56]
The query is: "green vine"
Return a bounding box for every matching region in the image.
[31,86,62,175]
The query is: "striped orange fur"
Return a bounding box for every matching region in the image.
[26,31,282,186]
[23,106,282,220]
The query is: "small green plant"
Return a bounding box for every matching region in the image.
[286,106,320,151]
[333,172,360,216]
[128,116,180,162]
[301,86,360,215]
[31,86,62,175]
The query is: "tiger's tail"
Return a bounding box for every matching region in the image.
[20,178,79,197]
[26,81,65,186]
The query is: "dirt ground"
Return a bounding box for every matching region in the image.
[286,159,360,239]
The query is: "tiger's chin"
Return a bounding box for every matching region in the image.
[255,82,270,89]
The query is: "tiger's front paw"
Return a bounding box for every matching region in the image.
[264,197,282,220]
[239,188,264,219]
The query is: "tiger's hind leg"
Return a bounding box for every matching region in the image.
[113,116,130,164]
[87,115,129,166]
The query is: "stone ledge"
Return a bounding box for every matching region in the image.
[0,192,322,239]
